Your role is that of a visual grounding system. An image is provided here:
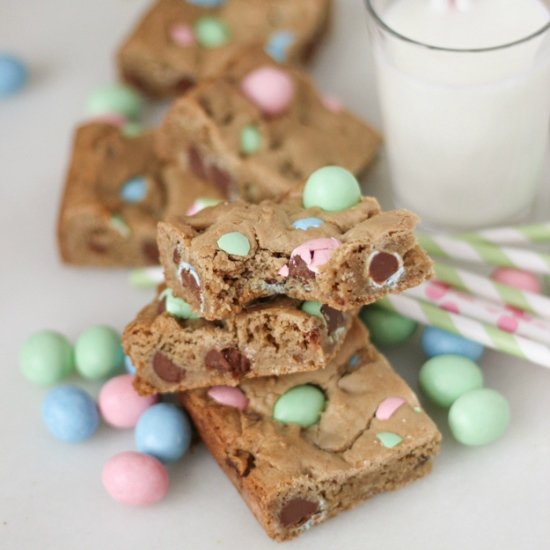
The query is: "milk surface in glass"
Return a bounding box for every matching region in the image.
[367,0,550,229]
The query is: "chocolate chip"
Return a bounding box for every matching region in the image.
[279,499,319,527]
[180,268,201,301]
[288,256,314,280]
[225,450,256,477]
[208,165,232,198]
[320,305,345,334]
[152,351,185,382]
[205,348,251,377]
[306,330,320,345]
[174,77,195,94]
[157,298,166,315]
[88,240,107,254]
[142,240,159,264]
[369,251,400,284]
[188,146,208,180]
[173,248,181,265]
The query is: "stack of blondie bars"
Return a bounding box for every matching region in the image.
[56,0,441,541]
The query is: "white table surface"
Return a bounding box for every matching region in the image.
[1,1,549,549]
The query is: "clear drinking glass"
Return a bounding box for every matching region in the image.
[365,0,550,229]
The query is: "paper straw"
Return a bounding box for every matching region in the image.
[457,222,550,245]
[129,267,164,289]
[433,262,550,320]
[406,281,550,345]
[377,294,550,369]
[418,234,550,275]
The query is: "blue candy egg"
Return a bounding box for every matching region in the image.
[0,54,27,97]
[265,30,296,63]
[421,326,484,361]
[124,355,137,374]
[42,385,100,443]
[120,176,148,203]
[186,0,226,7]
[135,403,192,464]
[292,217,324,231]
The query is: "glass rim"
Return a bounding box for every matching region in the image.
[365,0,550,53]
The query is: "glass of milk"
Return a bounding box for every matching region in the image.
[365,0,550,229]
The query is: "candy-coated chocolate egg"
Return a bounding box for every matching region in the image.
[448,388,510,446]
[292,217,323,231]
[75,325,124,380]
[273,385,325,428]
[241,66,295,116]
[240,124,262,155]
[0,54,27,97]
[160,288,200,319]
[135,403,192,464]
[301,301,323,319]
[360,306,417,347]
[98,374,156,428]
[303,166,361,212]
[102,451,169,506]
[421,326,484,361]
[124,355,137,374]
[265,30,295,62]
[194,16,230,48]
[20,330,74,385]
[207,386,248,410]
[120,176,147,203]
[86,84,143,120]
[419,355,483,408]
[42,385,99,443]
[217,231,250,256]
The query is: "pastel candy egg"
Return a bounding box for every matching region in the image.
[265,30,295,62]
[186,0,226,6]
[86,83,143,120]
[135,403,192,464]
[240,124,262,155]
[120,176,147,203]
[301,301,323,319]
[186,197,222,216]
[0,54,28,97]
[241,66,295,116]
[303,166,362,212]
[421,326,484,361]
[110,214,131,237]
[448,388,510,446]
[170,23,195,47]
[217,231,250,256]
[75,325,124,380]
[292,217,323,231]
[124,355,137,374]
[194,16,230,48]
[491,267,542,294]
[20,330,74,385]
[273,384,326,428]
[122,121,143,138]
[419,355,484,408]
[98,374,156,428]
[42,385,99,443]
[102,451,169,506]
[160,287,200,319]
[360,306,417,348]
[207,386,248,410]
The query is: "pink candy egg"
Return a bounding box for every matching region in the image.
[240,66,295,116]
[491,268,541,294]
[170,23,195,47]
[207,385,248,410]
[98,374,156,428]
[102,451,169,506]
[321,94,343,113]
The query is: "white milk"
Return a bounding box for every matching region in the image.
[369,0,550,229]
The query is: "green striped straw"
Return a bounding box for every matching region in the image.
[432,262,550,320]
[418,233,550,275]
[377,294,550,369]
[457,222,550,245]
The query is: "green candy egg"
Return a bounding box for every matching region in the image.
[122,121,143,137]
[217,231,250,256]
[240,124,262,155]
[74,325,124,380]
[419,355,484,408]
[303,166,362,212]
[448,388,510,446]
[160,288,200,320]
[20,330,74,385]
[376,432,403,449]
[273,385,326,428]
[86,84,143,120]
[301,301,323,319]
[194,16,230,48]
[360,306,417,348]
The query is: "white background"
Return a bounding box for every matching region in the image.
[1,1,549,549]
